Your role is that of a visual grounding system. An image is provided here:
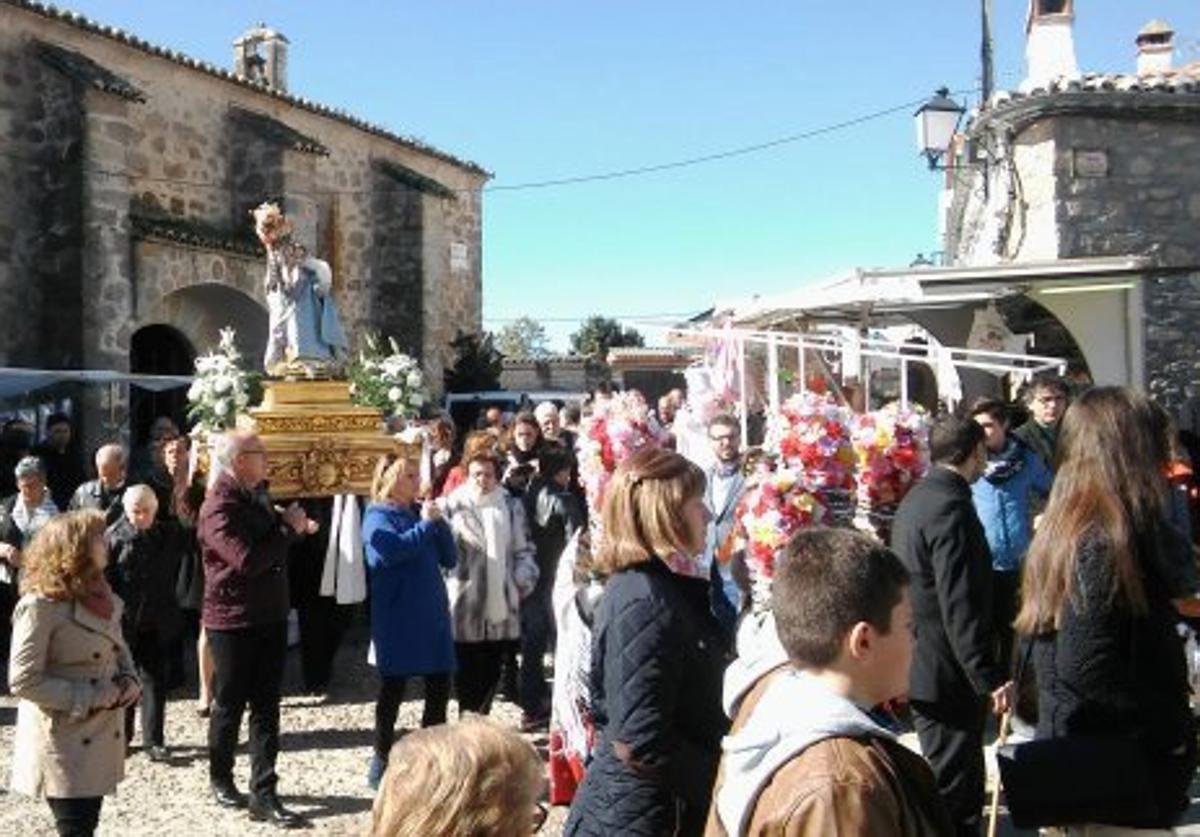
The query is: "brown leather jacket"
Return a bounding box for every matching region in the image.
[704,670,954,837]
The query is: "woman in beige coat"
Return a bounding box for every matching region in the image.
[8,509,141,837]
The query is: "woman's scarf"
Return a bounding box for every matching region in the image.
[12,493,58,542]
[983,438,1026,485]
[475,487,512,626]
[79,575,115,621]
[662,550,711,581]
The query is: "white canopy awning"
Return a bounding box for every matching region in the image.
[0,368,192,401]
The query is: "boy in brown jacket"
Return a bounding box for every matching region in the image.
[705,528,953,836]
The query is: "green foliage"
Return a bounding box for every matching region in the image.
[443,330,504,393]
[570,316,645,360]
[496,316,549,358]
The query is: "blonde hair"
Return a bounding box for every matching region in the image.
[20,510,106,600]
[596,447,706,574]
[371,716,544,837]
[371,454,420,504]
[122,483,159,511]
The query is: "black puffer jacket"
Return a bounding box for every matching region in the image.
[565,559,730,837]
[1031,531,1198,828]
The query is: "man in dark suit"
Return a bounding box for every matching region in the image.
[704,413,746,639]
[891,416,1012,837]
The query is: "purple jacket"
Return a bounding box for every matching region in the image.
[197,472,296,630]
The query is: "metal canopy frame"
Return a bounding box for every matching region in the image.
[671,325,1067,446]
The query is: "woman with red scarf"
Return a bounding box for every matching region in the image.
[7,510,140,837]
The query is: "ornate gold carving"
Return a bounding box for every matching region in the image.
[250,413,383,434]
[225,378,399,498]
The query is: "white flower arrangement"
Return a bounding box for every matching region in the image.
[348,333,429,419]
[187,328,253,433]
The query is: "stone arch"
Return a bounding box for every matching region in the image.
[129,324,194,445]
[903,293,1091,404]
[147,282,269,369]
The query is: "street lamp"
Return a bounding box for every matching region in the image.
[914,88,966,170]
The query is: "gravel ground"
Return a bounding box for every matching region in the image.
[4,625,1199,836]
[0,624,568,837]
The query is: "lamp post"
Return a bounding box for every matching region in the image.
[914,88,966,170]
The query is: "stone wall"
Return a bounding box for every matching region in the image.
[0,30,86,367]
[1053,115,1200,266]
[1143,271,1200,413]
[0,3,488,449]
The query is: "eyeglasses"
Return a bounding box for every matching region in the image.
[709,434,737,443]
[533,802,549,833]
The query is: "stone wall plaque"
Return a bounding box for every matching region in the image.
[450,242,468,272]
[1072,149,1109,179]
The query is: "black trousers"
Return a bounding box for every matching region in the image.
[288,498,347,693]
[373,673,451,758]
[124,629,169,748]
[455,640,508,716]
[519,584,554,716]
[46,797,103,837]
[911,699,988,837]
[991,570,1020,678]
[207,621,287,796]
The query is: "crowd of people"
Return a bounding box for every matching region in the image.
[2,375,1199,836]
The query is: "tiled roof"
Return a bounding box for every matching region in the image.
[990,68,1200,108]
[130,212,263,257]
[6,0,489,176]
[501,354,592,366]
[375,159,456,199]
[229,106,329,156]
[36,40,144,101]
[976,68,1200,133]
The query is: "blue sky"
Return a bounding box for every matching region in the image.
[61,2,1200,349]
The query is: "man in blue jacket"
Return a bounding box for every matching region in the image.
[969,399,1052,675]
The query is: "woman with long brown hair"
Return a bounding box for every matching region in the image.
[1015,387,1197,830]
[8,510,141,837]
[565,448,730,836]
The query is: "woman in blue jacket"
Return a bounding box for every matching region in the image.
[969,399,1052,672]
[362,450,458,790]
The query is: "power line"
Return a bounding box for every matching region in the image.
[0,86,975,196]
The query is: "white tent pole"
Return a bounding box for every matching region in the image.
[767,332,780,417]
[900,358,909,409]
[738,337,748,447]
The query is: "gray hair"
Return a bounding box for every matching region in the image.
[214,430,257,469]
[95,443,127,469]
[122,483,159,511]
[14,455,44,481]
[534,401,559,421]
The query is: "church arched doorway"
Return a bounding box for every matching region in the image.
[129,324,194,447]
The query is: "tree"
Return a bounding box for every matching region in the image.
[496,316,549,358]
[443,330,504,393]
[570,315,645,360]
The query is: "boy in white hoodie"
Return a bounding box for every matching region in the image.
[704,528,954,837]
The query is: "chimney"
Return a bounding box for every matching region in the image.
[1137,20,1175,76]
[1022,0,1079,92]
[233,23,290,92]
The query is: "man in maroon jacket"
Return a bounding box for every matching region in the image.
[198,430,315,829]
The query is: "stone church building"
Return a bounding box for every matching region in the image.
[0,0,488,446]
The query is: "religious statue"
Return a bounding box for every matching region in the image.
[253,202,349,377]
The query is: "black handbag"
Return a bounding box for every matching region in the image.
[996,730,1157,828]
[996,617,1158,829]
